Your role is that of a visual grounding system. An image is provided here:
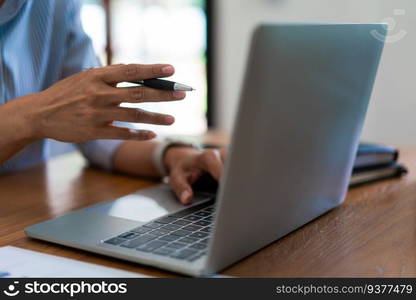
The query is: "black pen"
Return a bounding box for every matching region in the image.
[132,78,194,91]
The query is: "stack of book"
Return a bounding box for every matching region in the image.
[200,141,407,188]
[350,143,408,187]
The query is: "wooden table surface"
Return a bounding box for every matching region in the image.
[1,134,415,277]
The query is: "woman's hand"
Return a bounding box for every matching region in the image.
[28,64,185,143]
[164,147,227,204]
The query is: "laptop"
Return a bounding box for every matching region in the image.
[25,23,387,277]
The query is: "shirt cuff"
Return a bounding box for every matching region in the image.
[77,140,124,171]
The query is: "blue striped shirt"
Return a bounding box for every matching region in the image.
[0,0,123,174]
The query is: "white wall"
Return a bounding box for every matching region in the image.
[213,0,416,145]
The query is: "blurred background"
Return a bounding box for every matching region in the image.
[53,0,416,155]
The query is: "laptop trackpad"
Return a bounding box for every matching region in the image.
[85,184,211,224]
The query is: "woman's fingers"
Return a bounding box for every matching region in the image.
[80,65,186,105]
[196,149,224,181]
[96,126,156,141]
[90,86,185,106]
[111,86,186,104]
[170,169,194,205]
[98,107,175,125]
[98,64,175,84]
[35,63,184,144]
[168,149,227,205]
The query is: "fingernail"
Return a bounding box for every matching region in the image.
[146,131,157,139]
[162,65,174,75]
[173,91,186,99]
[165,115,175,124]
[180,190,191,204]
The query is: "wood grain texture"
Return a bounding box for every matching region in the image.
[1,137,415,277]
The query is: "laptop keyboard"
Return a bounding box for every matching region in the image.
[102,199,215,262]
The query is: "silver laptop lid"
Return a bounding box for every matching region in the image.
[204,24,387,274]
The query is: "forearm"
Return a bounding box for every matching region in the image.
[0,95,37,163]
[112,140,161,178]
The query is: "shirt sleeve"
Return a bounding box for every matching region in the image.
[62,0,124,171]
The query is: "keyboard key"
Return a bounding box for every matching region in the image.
[194,211,211,217]
[120,234,158,248]
[171,210,193,218]
[153,247,176,256]
[200,227,212,233]
[189,232,209,239]
[104,237,125,245]
[136,240,167,252]
[178,237,199,244]
[182,224,203,232]
[166,242,187,249]
[150,229,171,236]
[183,215,203,221]
[158,234,181,242]
[170,249,199,260]
[144,222,164,229]
[118,232,139,239]
[189,243,207,250]
[194,220,210,227]
[131,226,153,234]
[161,224,181,231]
[171,230,191,237]
[155,216,177,224]
[172,219,192,226]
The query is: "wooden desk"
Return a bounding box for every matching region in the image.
[1,136,415,277]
